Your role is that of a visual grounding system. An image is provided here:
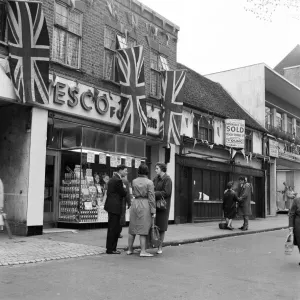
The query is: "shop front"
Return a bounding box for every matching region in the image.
[174,143,266,224]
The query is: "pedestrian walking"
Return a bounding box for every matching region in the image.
[104,165,128,254]
[237,176,252,231]
[289,197,300,265]
[153,162,172,254]
[119,176,131,238]
[127,164,156,257]
[222,181,238,230]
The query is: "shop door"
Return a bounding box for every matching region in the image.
[44,151,60,227]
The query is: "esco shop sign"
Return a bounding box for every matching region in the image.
[225,119,245,148]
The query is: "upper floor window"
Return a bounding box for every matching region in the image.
[287,116,293,134]
[0,2,6,43]
[193,116,214,143]
[276,112,283,130]
[296,120,300,138]
[245,129,253,153]
[104,26,136,81]
[150,51,169,97]
[52,2,83,68]
[265,106,271,128]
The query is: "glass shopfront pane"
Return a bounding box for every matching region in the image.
[62,126,82,148]
[82,128,115,152]
[126,137,145,157]
[192,168,203,200]
[210,171,220,200]
[202,170,211,201]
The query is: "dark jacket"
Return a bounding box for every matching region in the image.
[238,183,252,216]
[104,174,127,215]
[223,189,238,219]
[153,174,172,232]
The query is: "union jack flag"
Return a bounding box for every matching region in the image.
[160,70,186,145]
[6,0,50,104]
[116,45,147,135]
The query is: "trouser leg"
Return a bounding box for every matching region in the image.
[106,213,121,252]
[243,216,249,229]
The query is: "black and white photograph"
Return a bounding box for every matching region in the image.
[0,0,299,299]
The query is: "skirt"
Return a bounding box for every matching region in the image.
[128,198,151,235]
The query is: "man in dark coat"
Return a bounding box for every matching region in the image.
[104,165,127,254]
[237,176,252,231]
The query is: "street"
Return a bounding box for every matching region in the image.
[0,230,299,300]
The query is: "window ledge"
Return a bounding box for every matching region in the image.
[0,41,8,46]
[50,60,83,73]
[149,94,161,100]
[102,78,120,87]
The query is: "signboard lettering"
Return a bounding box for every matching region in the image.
[268,139,278,158]
[225,119,245,148]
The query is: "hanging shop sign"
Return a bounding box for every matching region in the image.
[268,139,278,158]
[225,119,245,148]
[99,152,107,165]
[147,105,160,136]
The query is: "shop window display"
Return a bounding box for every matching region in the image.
[47,118,146,224]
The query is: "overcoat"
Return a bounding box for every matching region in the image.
[153,174,172,232]
[120,178,131,226]
[223,189,238,219]
[237,183,252,216]
[104,174,127,215]
[289,198,300,249]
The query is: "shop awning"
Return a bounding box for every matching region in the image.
[0,59,15,102]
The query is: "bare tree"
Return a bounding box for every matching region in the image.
[244,0,300,21]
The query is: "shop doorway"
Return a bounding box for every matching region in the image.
[44,150,60,227]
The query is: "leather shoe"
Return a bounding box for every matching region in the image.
[239,227,244,230]
[106,250,121,254]
[241,228,248,231]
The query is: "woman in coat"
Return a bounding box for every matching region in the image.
[127,164,156,257]
[289,198,300,265]
[153,162,172,254]
[237,176,252,231]
[223,182,238,230]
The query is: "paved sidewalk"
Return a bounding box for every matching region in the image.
[0,215,288,267]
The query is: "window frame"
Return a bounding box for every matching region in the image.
[276,112,283,130]
[296,120,300,138]
[52,1,83,69]
[193,116,214,143]
[287,116,293,134]
[103,26,136,82]
[0,1,7,44]
[150,51,169,98]
[245,129,253,153]
[265,106,271,128]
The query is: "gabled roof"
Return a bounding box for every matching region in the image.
[274,45,300,75]
[178,63,266,132]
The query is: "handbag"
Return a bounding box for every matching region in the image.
[156,195,167,211]
[149,218,161,248]
[285,231,294,255]
[219,216,227,230]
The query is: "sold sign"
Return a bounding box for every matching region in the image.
[225,119,245,148]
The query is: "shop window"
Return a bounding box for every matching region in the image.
[265,106,271,128]
[52,1,83,68]
[287,116,293,134]
[193,169,227,201]
[276,112,283,129]
[193,116,213,143]
[104,26,136,81]
[245,129,252,153]
[150,51,169,97]
[0,2,6,43]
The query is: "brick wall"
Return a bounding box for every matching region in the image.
[43,0,179,96]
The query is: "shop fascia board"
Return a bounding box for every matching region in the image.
[265,65,300,109]
[68,148,146,159]
[184,151,230,163]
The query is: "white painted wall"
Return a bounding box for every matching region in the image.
[205,64,266,127]
[27,108,48,226]
[253,131,263,154]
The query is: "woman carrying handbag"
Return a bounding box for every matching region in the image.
[153,162,172,254]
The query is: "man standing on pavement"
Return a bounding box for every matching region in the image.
[104,165,128,254]
[237,176,252,231]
